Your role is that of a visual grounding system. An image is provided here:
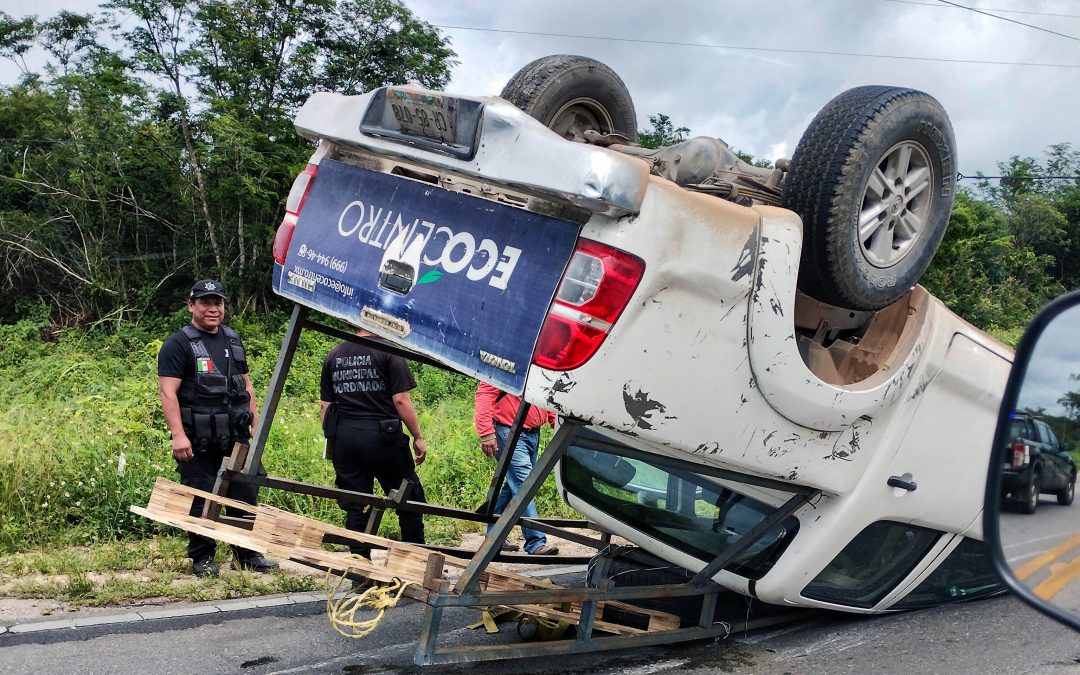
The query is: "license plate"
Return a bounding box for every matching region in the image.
[360,86,483,160]
[387,87,454,144]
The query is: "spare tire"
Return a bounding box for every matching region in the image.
[501,55,637,143]
[782,86,957,310]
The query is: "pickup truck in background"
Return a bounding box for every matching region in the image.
[270,55,1012,613]
[1001,412,1077,513]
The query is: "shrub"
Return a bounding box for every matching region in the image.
[0,315,573,554]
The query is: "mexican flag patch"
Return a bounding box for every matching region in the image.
[196,357,214,373]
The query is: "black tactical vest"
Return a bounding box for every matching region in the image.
[177,324,252,453]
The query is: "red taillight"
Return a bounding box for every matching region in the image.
[273,163,318,264]
[1012,442,1030,470]
[532,239,645,371]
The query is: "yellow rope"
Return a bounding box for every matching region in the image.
[467,608,524,633]
[324,569,415,639]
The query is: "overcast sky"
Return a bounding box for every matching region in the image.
[3,0,1079,175]
[1016,302,1080,416]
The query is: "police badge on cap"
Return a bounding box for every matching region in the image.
[189,279,227,300]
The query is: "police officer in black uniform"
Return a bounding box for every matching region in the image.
[157,279,278,577]
[320,330,428,558]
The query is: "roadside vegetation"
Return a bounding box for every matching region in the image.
[2,1,1080,606]
[0,538,321,608]
[0,311,572,556]
[0,311,571,606]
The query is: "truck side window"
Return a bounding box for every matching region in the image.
[801,520,941,608]
[889,537,1002,610]
[1035,421,1052,446]
[1044,424,1061,451]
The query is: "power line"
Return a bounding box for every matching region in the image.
[433,24,1080,69]
[958,173,1079,181]
[883,0,1080,19]
[935,0,1080,42]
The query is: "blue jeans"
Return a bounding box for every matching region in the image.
[488,423,547,553]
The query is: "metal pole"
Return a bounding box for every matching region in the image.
[482,401,532,520]
[577,553,611,644]
[690,491,812,585]
[242,303,308,475]
[414,582,448,666]
[698,589,719,628]
[455,421,580,594]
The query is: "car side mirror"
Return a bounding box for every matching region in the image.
[985,290,1080,631]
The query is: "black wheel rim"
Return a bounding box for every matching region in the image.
[548,97,615,141]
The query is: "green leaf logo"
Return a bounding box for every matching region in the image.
[416,269,444,285]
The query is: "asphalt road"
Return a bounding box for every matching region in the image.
[2,580,1078,674]
[1000,494,1080,615]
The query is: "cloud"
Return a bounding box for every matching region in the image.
[1017,304,1080,415]
[411,0,1080,172]
[3,0,1076,173]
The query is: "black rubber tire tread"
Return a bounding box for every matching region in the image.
[1057,473,1075,506]
[500,54,637,142]
[1022,472,1041,514]
[782,86,957,310]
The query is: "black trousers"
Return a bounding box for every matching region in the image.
[331,418,426,556]
[176,449,262,563]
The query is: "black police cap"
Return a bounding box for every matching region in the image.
[189,279,227,300]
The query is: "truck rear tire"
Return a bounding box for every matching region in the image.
[1021,473,1041,514]
[501,55,637,143]
[782,86,957,310]
[1057,473,1075,506]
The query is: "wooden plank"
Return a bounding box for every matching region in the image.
[130,505,260,551]
[134,479,682,634]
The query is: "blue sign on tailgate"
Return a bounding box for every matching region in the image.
[273,159,580,393]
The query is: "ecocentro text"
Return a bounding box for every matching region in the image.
[337,200,521,290]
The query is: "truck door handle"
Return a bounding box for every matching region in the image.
[888,476,917,492]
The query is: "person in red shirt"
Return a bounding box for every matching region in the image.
[474,382,558,555]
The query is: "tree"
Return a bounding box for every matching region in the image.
[637,113,689,150]
[0,1,456,323]
[1059,376,1080,422]
[0,12,37,79]
[921,191,1063,330]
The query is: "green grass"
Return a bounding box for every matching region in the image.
[0,536,321,607]
[0,314,574,559]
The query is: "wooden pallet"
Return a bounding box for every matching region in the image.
[132,478,679,635]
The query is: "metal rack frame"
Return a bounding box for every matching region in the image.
[196,304,806,665]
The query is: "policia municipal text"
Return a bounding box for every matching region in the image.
[320,330,428,558]
[157,279,278,577]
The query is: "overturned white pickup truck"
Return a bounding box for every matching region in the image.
[272,56,1013,613]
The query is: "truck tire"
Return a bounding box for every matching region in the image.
[501,55,637,143]
[1021,473,1041,514]
[782,86,957,310]
[1057,472,1075,506]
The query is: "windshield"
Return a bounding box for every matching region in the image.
[561,436,799,580]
